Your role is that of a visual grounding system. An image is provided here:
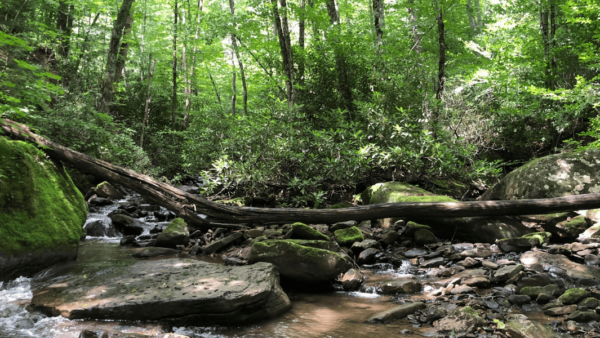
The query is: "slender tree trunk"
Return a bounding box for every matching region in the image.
[73,12,100,76]
[231,48,237,115]
[474,0,482,28]
[100,0,135,115]
[115,15,133,85]
[172,0,178,130]
[229,0,247,114]
[550,0,557,90]
[297,0,306,100]
[308,0,320,42]
[466,0,476,34]
[208,71,222,105]
[237,36,286,95]
[372,0,384,47]
[540,3,551,89]
[183,0,203,129]
[407,0,420,53]
[325,0,353,114]
[140,55,156,148]
[57,2,74,58]
[271,0,295,106]
[434,0,446,140]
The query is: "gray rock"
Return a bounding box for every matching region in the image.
[357,248,379,265]
[31,259,291,325]
[568,310,600,322]
[89,197,113,206]
[494,264,524,282]
[517,273,555,290]
[330,221,357,232]
[403,248,428,258]
[95,182,124,200]
[451,285,475,294]
[544,305,578,316]
[421,257,445,268]
[155,218,190,248]
[431,306,484,334]
[204,232,243,254]
[110,214,144,236]
[536,293,553,304]
[462,276,490,288]
[132,247,178,258]
[368,302,426,322]
[120,235,137,246]
[508,294,531,305]
[379,231,398,246]
[290,223,329,241]
[248,240,352,283]
[340,269,363,291]
[497,237,539,252]
[351,239,381,254]
[380,280,422,294]
[521,251,600,285]
[505,314,561,338]
[585,254,600,265]
[458,257,481,268]
[84,220,117,237]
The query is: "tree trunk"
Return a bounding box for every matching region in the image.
[231,48,237,115]
[325,0,353,114]
[140,55,156,148]
[172,0,179,130]
[297,0,306,101]
[5,119,600,228]
[115,15,133,85]
[466,0,476,34]
[208,71,222,105]
[540,2,551,89]
[372,0,384,47]
[183,0,203,129]
[57,2,74,58]
[229,0,247,115]
[550,0,557,90]
[407,0,420,53]
[73,12,101,77]
[100,0,135,115]
[434,0,446,141]
[271,0,295,106]
[474,0,482,28]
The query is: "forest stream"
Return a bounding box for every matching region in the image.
[2,193,590,338]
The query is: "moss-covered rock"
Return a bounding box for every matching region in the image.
[519,212,590,241]
[521,232,552,245]
[403,221,432,236]
[290,222,329,241]
[414,229,438,245]
[559,288,590,305]
[360,182,532,243]
[497,232,552,252]
[519,284,560,298]
[0,137,87,281]
[431,306,484,334]
[482,149,600,201]
[95,181,124,200]
[155,218,189,248]
[334,226,364,246]
[429,178,469,199]
[214,197,252,207]
[248,239,352,283]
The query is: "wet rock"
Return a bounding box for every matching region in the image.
[559,288,590,305]
[367,302,426,323]
[458,257,481,268]
[421,257,445,268]
[120,235,137,246]
[462,276,490,288]
[84,220,117,237]
[585,254,600,265]
[248,240,352,283]
[380,280,422,295]
[155,218,190,249]
[32,260,291,325]
[508,294,531,305]
[403,248,428,258]
[330,221,357,232]
[340,269,363,291]
[494,264,524,282]
[414,229,438,245]
[425,305,446,322]
[357,248,379,265]
[89,197,112,206]
[334,226,364,246]
[403,221,433,236]
[95,182,124,200]
[290,223,329,241]
[520,284,560,298]
[545,305,578,316]
[431,306,484,334]
[379,231,398,246]
[189,245,203,255]
[566,320,577,331]
[517,273,555,290]
[204,232,244,254]
[245,228,264,239]
[132,247,178,258]
[224,257,245,266]
[505,314,560,338]
[578,297,599,309]
[313,224,329,235]
[110,214,144,236]
[497,232,551,252]
[482,260,498,269]
[351,239,381,255]
[460,247,493,258]
[548,245,571,255]
[451,285,474,294]
[569,310,600,322]
[536,293,553,304]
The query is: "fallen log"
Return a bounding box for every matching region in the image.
[4,118,600,229]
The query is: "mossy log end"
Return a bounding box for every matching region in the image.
[4,118,600,229]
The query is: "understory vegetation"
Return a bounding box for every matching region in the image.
[0,0,599,205]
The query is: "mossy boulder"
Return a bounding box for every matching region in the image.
[519,284,560,298]
[155,218,189,248]
[360,182,532,243]
[429,178,469,199]
[0,137,88,281]
[559,288,590,305]
[403,221,432,236]
[290,222,329,241]
[248,239,352,283]
[95,181,124,200]
[482,149,600,201]
[518,212,591,241]
[414,229,438,245]
[334,226,364,246]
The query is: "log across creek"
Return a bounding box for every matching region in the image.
[3,118,600,231]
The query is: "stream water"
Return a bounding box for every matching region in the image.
[1,196,564,337]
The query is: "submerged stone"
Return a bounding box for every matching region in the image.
[31,259,291,325]
[132,247,178,258]
[367,302,426,322]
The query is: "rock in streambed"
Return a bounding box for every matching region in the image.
[31,259,291,325]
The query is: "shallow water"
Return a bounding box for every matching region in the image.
[0,241,428,337]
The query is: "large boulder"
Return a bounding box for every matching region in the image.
[31,259,291,325]
[520,251,600,285]
[0,138,88,281]
[155,218,189,248]
[482,149,600,200]
[94,182,124,200]
[110,214,144,236]
[248,239,352,283]
[360,182,532,243]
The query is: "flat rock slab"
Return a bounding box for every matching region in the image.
[520,251,600,285]
[31,259,291,325]
[368,302,426,322]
